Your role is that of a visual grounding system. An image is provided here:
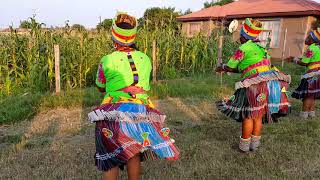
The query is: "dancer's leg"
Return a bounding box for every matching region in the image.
[103,167,120,180]
[127,155,141,180]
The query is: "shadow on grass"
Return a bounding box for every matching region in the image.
[0,87,103,125]
[0,89,99,179]
[2,71,320,179]
[0,74,241,179]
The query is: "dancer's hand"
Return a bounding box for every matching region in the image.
[285,56,294,62]
[216,65,225,72]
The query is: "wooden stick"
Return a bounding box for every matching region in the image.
[54,44,61,95]
[282,28,288,67]
[218,35,224,64]
[218,35,224,85]
[152,40,157,83]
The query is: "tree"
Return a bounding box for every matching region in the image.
[96,19,113,31]
[96,8,182,31]
[204,0,234,8]
[142,7,181,31]
[72,24,86,31]
[20,20,32,29]
[184,9,193,15]
[19,17,45,30]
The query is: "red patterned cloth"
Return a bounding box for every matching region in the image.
[92,103,180,171]
[232,49,245,61]
[217,71,291,123]
[305,49,314,58]
[97,64,106,85]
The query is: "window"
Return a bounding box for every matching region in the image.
[189,23,201,36]
[258,19,281,48]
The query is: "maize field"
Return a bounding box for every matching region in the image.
[0,17,238,96]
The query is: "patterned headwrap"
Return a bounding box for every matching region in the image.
[111,12,138,46]
[240,18,263,40]
[310,28,320,43]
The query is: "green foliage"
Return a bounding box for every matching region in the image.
[20,16,45,29]
[204,0,234,8]
[142,7,181,31]
[0,92,42,124]
[19,20,32,29]
[183,9,193,15]
[71,24,86,32]
[0,60,308,124]
[0,15,237,96]
[96,19,113,31]
[0,87,103,124]
[161,66,179,79]
[0,74,223,124]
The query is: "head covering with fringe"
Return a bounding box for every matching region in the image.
[240,18,263,40]
[111,12,138,46]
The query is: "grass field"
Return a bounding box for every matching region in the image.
[1,62,320,179]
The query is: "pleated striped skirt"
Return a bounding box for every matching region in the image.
[88,102,180,171]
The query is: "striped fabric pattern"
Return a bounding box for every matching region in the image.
[235,70,291,90]
[216,70,291,123]
[240,18,263,40]
[310,28,320,43]
[111,13,137,46]
[93,102,180,171]
[127,52,139,86]
[293,69,320,100]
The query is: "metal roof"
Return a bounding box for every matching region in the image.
[177,0,320,22]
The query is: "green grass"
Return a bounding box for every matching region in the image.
[1,72,235,124]
[1,61,320,179]
[1,97,320,179]
[0,88,102,124]
[0,60,308,125]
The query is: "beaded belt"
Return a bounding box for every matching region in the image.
[308,61,320,70]
[242,59,271,75]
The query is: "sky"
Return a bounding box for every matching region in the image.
[1,0,320,29]
[0,0,205,29]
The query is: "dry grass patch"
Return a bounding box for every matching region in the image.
[1,97,320,179]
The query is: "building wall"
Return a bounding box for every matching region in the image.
[181,16,318,59]
[272,16,316,60]
[232,17,317,59]
[181,20,217,37]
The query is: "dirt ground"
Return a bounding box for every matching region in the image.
[1,98,320,180]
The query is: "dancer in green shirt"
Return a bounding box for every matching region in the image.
[286,28,320,119]
[89,12,179,180]
[216,18,291,152]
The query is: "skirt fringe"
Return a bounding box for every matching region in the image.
[90,102,179,172]
[217,71,291,123]
[292,73,320,100]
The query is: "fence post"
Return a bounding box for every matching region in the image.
[218,35,224,86]
[282,28,288,67]
[216,19,225,86]
[54,44,61,95]
[152,40,157,83]
[218,35,224,65]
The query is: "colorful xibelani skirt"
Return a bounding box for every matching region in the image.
[216,70,291,123]
[292,68,320,100]
[88,97,179,171]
